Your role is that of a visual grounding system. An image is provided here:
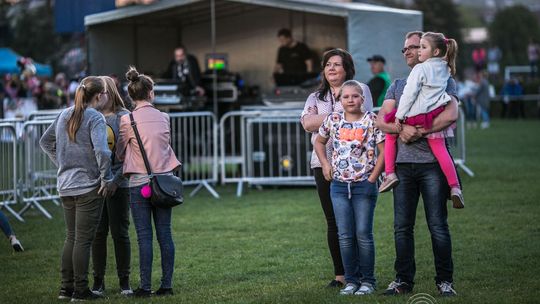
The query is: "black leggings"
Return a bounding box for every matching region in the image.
[313,168,344,276]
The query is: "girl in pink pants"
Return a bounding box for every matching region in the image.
[379,32,464,209]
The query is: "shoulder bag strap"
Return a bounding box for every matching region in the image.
[129,113,152,176]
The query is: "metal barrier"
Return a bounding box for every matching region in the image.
[449,106,474,177]
[219,109,313,196]
[169,112,220,199]
[18,120,59,219]
[0,123,23,222]
[28,109,63,121]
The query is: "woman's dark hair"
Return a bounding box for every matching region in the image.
[125,66,154,101]
[317,48,355,101]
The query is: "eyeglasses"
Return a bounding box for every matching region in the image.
[401,45,420,53]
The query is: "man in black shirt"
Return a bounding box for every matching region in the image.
[163,45,205,96]
[273,28,314,86]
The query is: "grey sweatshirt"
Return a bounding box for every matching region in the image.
[39,106,113,196]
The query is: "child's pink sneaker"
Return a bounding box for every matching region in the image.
[379,173,399,193]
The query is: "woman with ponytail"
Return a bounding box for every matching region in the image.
[90,76,133,296]
[116,67,180,297]
[379,32,465,209]
[40,76,115,301]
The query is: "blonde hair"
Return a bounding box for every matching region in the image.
[68,76,104,142]
[338,80,364,100]
[100,76,126,113]
[422,32,458,75]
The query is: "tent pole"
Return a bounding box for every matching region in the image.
[211,0,217,117]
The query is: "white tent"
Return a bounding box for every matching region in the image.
[85,0,422,91]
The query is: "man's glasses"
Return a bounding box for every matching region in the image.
[401,45,420,53]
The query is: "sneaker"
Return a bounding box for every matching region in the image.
[119,276,133,295]
[58,288,74,300]
[10,237,23,252]
[450,187,465,209]
[326,279,344,288]
[354,282,375,295]
[379,173,399,193]
[70,288,104,301]
[131,287,151,298]
[339,283,359,295]
[382,280,413,295]
[437,281,457,297]
[91,277,105,295]
[155,287,173,296]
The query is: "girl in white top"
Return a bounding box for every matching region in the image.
[380,32,464,209]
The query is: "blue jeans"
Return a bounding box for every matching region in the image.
[393,163,453,285]
[0,210,14,238]
[130,185,175,290]
[330,180,378,286]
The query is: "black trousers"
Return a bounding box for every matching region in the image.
[313,168,344,276]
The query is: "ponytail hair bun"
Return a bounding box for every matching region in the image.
[125,66,140,82]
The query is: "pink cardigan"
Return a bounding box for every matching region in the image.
[117,101,181,175]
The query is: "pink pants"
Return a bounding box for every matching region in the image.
[384,134,460,188]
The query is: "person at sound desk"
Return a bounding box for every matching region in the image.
[163,45,205,97]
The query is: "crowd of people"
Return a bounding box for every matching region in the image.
[2,29,463,301]
[2,25,536,301]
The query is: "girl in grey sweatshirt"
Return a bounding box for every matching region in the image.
[39,76,114,301]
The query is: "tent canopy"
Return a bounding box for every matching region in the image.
[85,0,422,91]
[0,48,53,77]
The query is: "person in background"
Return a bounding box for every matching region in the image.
[91,76,133,296]
[163,45,205,97]
[366,55,391,107]
[527,39,539,79]
[472,70,491,129]
[40,76,115,301]
[274,28,314,86]
[0,210,23,252]
[501,77,524,118]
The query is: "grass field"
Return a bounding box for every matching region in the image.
[1,119,539,304]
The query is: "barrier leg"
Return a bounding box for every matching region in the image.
[236,181,243,197]
[41,187,60,206]
[189,181,220,199]
[1,205,25,222]
[455,160,475,177]
[18,200,53,220]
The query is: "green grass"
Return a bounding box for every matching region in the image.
[1,119,539,303]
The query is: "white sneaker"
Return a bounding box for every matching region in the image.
[10,236,23,252]
[339,283,359,295]
[354,282,375,295]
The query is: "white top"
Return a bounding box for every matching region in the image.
[395,57,452,120]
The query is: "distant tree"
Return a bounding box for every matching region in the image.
[9,2,62,65]
[413,0,465,75]
[489,5,540,67]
